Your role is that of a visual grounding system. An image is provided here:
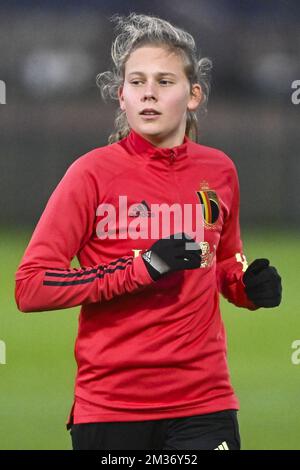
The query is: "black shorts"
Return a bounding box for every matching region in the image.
[70,409,241,450]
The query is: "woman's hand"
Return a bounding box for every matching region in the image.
[243,258,282,308]
[142,232,202,281]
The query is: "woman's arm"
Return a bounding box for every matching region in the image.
[15,157,153,313]
[216,161,258,310]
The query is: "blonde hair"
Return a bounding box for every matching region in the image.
[96,13,212,144]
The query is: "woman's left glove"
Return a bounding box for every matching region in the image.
[243,258,282,308]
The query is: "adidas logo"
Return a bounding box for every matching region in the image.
[214,441,229,450]
[128,200,153,217]
[142,250,152,263]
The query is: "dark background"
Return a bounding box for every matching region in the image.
[1,0,300,228]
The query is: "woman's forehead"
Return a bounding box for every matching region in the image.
[125,46,185,76]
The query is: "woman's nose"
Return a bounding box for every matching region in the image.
[142,82,157,100]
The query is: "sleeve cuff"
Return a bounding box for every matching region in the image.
[132,255,156,287]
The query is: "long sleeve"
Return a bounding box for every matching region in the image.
[216,161,258,310]
[15,157,154,313]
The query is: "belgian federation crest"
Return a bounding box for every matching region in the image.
[196,181,220,228]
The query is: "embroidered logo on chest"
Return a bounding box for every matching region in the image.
[196,180,220,230]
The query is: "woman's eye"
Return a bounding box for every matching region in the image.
[130,80,172,85]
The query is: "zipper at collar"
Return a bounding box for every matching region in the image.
[169,150,175,165]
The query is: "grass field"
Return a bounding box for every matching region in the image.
[0,227,299,450]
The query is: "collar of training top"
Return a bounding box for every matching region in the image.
[125,128,190,160]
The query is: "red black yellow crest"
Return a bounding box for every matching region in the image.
[196,187,220,226]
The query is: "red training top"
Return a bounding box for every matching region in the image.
[15,128,257,427]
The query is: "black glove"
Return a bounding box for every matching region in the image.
[243,258,282,308]
[142,232,202,281]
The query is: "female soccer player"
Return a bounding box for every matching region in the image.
[15,13,282,450]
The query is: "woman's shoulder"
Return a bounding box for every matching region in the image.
[66,140,127,174]
[189,140,237,172]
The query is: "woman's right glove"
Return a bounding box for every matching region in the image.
[141,232,202,281]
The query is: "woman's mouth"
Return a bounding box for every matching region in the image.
[139,109,162,120]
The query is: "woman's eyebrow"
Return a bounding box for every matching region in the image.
[128,71,177,77]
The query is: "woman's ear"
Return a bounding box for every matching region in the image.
[118,85,125,112]
[187,84,202,112]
